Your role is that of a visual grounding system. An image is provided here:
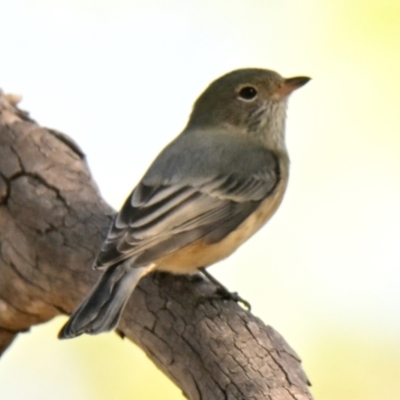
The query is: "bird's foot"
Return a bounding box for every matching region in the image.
[213,287,251,310]
[198,267,251,310]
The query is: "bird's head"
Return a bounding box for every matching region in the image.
[187,68,310,149]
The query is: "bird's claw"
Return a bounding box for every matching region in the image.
[214,287,252,310]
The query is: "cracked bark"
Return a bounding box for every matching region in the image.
[0,89,313,400]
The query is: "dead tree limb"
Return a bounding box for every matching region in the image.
[0,90,313,400]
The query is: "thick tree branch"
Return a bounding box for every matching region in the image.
[0,90,313,400]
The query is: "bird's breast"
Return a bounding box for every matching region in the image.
[155,162,289,274]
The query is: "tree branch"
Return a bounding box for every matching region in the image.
[0,90,313,400]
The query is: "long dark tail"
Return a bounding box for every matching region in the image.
[58,261,150,339]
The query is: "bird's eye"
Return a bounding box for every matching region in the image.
[238,86,258,101]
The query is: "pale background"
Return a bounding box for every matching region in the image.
[1,1,400,399]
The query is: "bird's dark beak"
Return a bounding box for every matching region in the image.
[275,76,311,97]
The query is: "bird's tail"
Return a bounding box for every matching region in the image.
[58,261,151,339]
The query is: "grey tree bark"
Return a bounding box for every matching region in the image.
[0,90,313,400]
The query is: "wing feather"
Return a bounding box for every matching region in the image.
[94,131,280,269]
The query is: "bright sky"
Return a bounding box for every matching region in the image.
[1,1,400,399]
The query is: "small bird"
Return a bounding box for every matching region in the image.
[59,68,310,339]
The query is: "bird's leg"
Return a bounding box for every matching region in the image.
[199,267,251,310]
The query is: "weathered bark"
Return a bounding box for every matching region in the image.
[0,90,313,400]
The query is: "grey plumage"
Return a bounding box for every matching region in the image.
[59,261,150,338]
[96,130,280,269]
[58,68,309,339]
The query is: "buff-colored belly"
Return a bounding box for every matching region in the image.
[155,170,289,274]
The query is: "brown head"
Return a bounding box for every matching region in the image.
[187,68,310,148]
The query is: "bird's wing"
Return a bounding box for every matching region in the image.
[94,130,281,269]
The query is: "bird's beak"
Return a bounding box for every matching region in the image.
[274,76,311,97]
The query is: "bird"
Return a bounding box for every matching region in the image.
[58,68,310,339]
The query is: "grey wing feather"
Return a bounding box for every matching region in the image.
[94,130,280,269]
